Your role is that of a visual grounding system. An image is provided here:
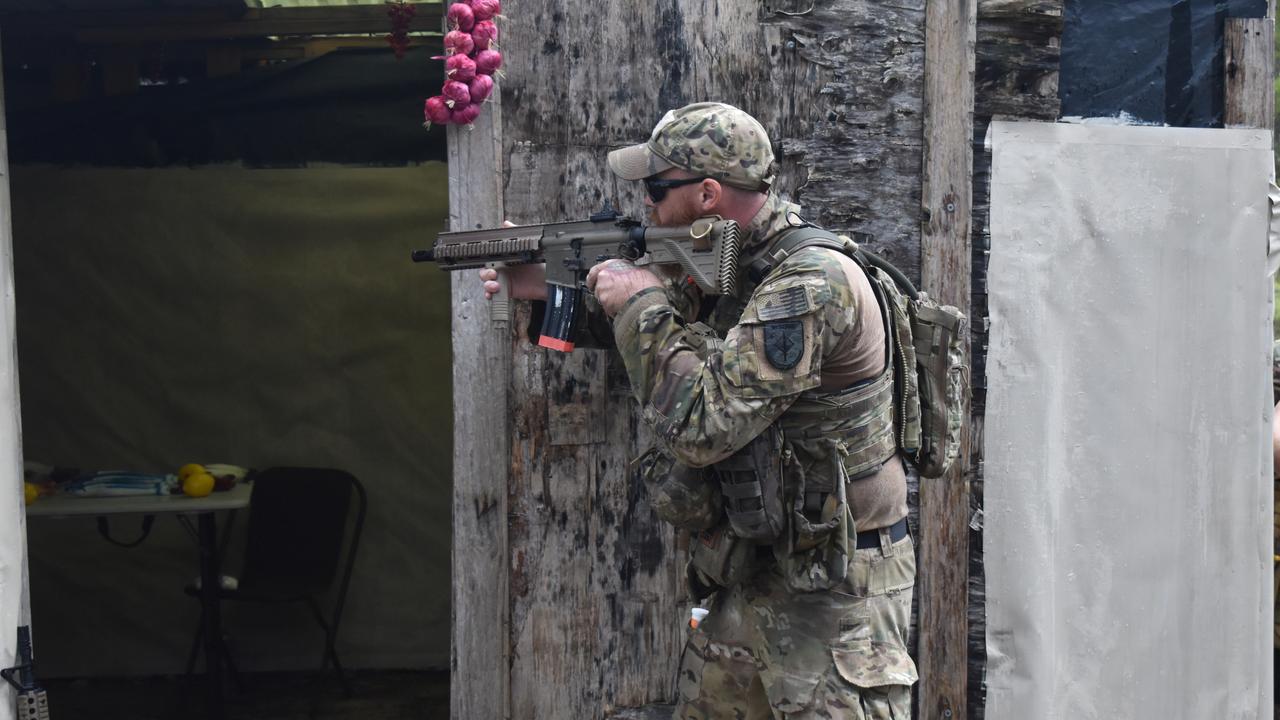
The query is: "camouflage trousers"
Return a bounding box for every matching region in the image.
[676,532,917,719]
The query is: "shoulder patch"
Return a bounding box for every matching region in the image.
[763,319,805,370]
[755,286,814,321]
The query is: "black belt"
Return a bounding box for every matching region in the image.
[854,517,909,549]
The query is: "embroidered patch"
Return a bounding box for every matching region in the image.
[755,286,813,321]
[763,320,804,370]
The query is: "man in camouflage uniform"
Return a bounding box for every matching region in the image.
[482,102,916,718]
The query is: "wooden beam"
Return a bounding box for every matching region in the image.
[448,100,511,719]
[1,4,443,42]
[919,0,976,718]
[1224,17,1275,131]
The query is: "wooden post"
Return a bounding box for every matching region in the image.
[448,99,511,719]
[920,0,976,718]
[449,0,931,716]
[1224,17,1275,131]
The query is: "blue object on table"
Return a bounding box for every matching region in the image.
[62,472,175,497]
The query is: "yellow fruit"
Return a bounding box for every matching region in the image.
[183,472,215,498]
[23,483,38,505]
[178,463,206,482]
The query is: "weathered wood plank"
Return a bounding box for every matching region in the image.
[448,99,511,720]
[488,1,927,717]
[919,1,976,720]
[1224,18,1276,131]
[968,5,1063,717]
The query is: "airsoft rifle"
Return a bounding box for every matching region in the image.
[413,207,741,351]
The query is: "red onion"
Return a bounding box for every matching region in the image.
[446,2,475,31]
[471,20,498,50]
[474,49,503,76]
[470,0,501,22]
[442,80,472,107]
[424,96,452,126]
[452,103,482,125]
[444,29,475,56]
[467,74,494,103]
[446,53,477,82]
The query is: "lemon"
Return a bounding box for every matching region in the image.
[23,482,38,505]
[178,463,206,482]
[183,472,215,498]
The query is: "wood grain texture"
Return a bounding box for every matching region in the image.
[489,0,927,716]
[967,5,1062,717]
[1224,17,1276,131]
[920,1,976,719]
[448,101,512,720]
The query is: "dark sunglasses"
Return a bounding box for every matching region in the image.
[644,176,709,203]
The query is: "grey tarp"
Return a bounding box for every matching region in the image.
[984,122,1273,718]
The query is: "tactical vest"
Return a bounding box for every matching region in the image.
[711,231,898,547]
[686,225,965,594]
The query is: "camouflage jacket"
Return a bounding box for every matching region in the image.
[612,193,874,469]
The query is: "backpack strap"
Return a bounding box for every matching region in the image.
[753,225,920,300]
[748,226,856,285]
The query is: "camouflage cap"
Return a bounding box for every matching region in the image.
[608,102,776,191]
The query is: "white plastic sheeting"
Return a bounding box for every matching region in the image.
[0,131,25,720]
[984,122,1274,719]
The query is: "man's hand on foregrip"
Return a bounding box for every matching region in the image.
[479,264,548,300]
[586,259,662,317]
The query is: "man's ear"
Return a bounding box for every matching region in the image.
[699,179,723,213]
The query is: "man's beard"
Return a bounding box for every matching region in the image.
[649,199,703,228]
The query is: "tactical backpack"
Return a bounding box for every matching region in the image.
[757,226,969,478]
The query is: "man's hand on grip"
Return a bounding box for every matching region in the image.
[586,259,662,317]
[478,220,547,301]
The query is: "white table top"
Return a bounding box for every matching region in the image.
[26,481,253,518]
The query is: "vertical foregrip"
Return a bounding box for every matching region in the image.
[489,269,511,327]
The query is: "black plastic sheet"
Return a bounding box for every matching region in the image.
[1061,0,1267,127]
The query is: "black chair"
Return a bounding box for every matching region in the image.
[184,467,367,694]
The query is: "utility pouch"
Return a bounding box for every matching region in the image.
[711,426,785,541]
[909,300,967,478]
[688,523,754,592]
[863,260,966,479]
[775,441,852,593]
[632,446,721,531]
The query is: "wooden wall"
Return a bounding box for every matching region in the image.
[452,0,931,717]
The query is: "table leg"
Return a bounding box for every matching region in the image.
[197,512,224,720]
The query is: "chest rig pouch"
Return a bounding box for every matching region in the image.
[712,426,786,542]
